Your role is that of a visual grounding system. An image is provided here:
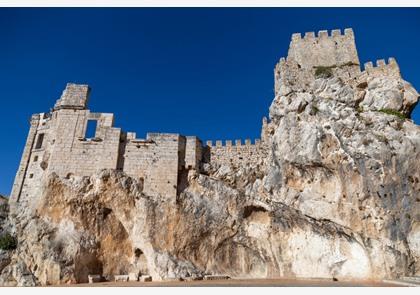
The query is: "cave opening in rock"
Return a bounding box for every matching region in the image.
[134,248,143,258]
[243,205,268,219]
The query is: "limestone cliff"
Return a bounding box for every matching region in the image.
[1,29,419,286]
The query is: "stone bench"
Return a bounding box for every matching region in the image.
[139,275,152,282]
[128,272,139,282]
[203,275,230,281]
[114,275,129,282]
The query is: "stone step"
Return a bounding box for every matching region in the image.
[401,277,420,284]
[383,279,420,287]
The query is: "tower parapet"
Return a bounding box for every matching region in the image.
[287,28,359,69]
[361,57,401,78]
[275,28,361,96]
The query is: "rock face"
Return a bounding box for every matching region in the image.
[1,28,419,285]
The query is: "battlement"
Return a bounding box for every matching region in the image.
[358,57,401,80]
[205,138,261,147]
[291,28,354,42]
[287,28,359,70]
[206,138,267,168]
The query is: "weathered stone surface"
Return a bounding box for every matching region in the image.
[128,272,139,281]
[1,28,419,286]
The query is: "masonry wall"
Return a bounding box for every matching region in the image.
[359,58,401,80]
[287,28,360,69]
[46,109,121,178]
[122,133,184,199]
[10,114,41,203]
[205,139,268,168]
[185,136,202,170]
[275,29,362,96]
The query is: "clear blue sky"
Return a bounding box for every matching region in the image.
[0,8,419,196]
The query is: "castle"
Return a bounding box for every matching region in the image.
[10,85,267,202]
[10,28,401,203]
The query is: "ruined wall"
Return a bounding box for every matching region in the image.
[205,139,267,168]
[122,133,185,199]
[10,84,122,205]
[47,109,121,178]
[10,114,42,203]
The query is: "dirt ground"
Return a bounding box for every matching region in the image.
[72,278,399,287]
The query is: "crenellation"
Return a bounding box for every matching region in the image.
[331,29,341,37]
[364,61,374,69]
[304,31,315,39]
[318,30,328,38]
[360,57,401,78]
[388,57,397,65]
[291,33,301,41]
[376,59,386,67]
[204,137,267,169]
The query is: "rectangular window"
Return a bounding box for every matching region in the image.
[35,133,44,149]
[86,120,98,138]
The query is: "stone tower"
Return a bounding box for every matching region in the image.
[275,28,361,96]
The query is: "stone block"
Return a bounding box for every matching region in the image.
[114,275,129,282]
[128,272,139,281]
[139,275,152,282]
[88,274,102,284]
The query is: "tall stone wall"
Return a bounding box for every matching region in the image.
[185,136,202,170]
[46,109,122,178]
[122,133,185,199]
[10,114,41,203]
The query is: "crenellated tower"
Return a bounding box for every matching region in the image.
[275,28,362,96]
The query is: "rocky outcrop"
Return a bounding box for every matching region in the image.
[0,195,8,233]
[1,29,419,286]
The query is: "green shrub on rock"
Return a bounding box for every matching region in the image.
[0,233,17,250]
[314,66,334,78]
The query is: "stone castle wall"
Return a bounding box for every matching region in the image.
[287,28,359,69]
[359,58,401,79]
[122,133,185,199]
[205,139,267,168]
[10,84,211,202]
[12,28,394,204]
[275,28,361,95]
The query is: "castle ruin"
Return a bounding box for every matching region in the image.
[10,28,402,204]
[10,83,267,203]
